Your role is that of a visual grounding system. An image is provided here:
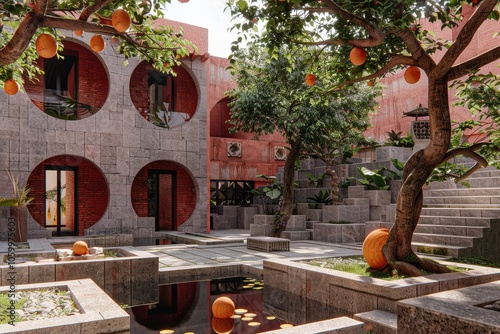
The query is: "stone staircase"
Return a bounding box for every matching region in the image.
[413,167,500,260]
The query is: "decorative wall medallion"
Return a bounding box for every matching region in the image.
[227,142,242,157]
[274,146,287,161]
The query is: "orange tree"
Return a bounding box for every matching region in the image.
[0,0,195,88]
[227,0,500,276]
[227,43,380,236]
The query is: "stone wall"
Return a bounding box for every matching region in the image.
[0,29,209,239]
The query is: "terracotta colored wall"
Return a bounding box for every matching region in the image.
[130,161,196,229]
[27,155,109,236]
[365,11,499,142]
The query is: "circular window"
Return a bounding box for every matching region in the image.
[27,155,109,236]
[23,40,109,120]
[131,160,196,230]
[130,61,198,128]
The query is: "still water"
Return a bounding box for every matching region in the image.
[126,277,291,333]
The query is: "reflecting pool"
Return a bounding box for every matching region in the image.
[127,277,291,333]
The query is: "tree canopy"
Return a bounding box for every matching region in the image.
[227,0,500,276]
[227,43,381,234]
[0,0,195,89]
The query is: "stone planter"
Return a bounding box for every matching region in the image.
[263,258,500,326]
[375,146,412,163]
[364,190,391,206]
[237,206,259,229]
[398,280,500,334]
[0,279,129,334]
[322,204,367,223]
[0,246,158,306]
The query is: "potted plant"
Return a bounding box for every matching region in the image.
[0,170,34,243]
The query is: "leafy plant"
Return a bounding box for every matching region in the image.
[352,166,398,190]
[385,130,414,147]
[307,189,332,208]
[0,169,34,207]
[251,174,283,214]
[306,173,324,187]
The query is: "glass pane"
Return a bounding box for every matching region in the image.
[45,170,58,226]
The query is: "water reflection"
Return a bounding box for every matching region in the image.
[127,277,288,333]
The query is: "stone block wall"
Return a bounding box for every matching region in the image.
[0,31,210,239]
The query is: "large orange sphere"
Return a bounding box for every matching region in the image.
[404,66,421,84]
[112,9,131,32]
[349,47,366,66]
[36,33,58,58]
[212,297,235,319]
[4,79,19,95]
[362,228,389,270]
[73,241,89,256]
[90,34,105,53]
[212,316,235,334]
[305,73,316,86]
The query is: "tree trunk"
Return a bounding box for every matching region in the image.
[273,141,301,237]
[382,78,453,276]
[325,162,338,205]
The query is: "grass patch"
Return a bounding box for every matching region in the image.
[305,256,470,280]
[447,256,500,268]
[0,294,27,324]
[104,250,120,258]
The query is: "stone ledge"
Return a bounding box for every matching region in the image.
[0,279,129,334]
[259,316,364,334]
[397,280,500,334]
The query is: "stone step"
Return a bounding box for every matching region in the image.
[425,187,500,197]
[280,230,312,241]
[420,207,500,218]
[412,232,478,247]
[411,241,469,258]
[461,177,500,188]
[260,316,365,334]
[415,224,485,237]
[419,216,492,227]
[461,169,500,178]
[423,203,500,209]
[424,196,500,205]
[353,310,397,334]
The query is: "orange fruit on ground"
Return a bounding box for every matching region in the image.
[404,66,421,84]
[90,34,105,53]
[112,9,131,32]
[212,297,235,319]
[349,47,367,66]
[4,79,19,95]
[74,30,83,37]
[362,228,389,270]
[36,33,58,58]
[73,241,89,256]
[212,316,235,334]
[305,73,316,86]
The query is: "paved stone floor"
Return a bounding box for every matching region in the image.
[135,229,363,270]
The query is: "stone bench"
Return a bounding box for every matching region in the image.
[247,237,290,252]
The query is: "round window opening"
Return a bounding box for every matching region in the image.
[130,61,198,129]
[23,40,109,120]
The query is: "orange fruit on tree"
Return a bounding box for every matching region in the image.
[90,34,105,53]
[73,241,89,256]
[404,66,421,84]
[112,9,131,32]
[212,297,235,319]
[35,33,58,59]
[362,228,389,270]
[305,73,316,86]
[367,80,375,87]
[349,47,367,66]
[4,79,19,95]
